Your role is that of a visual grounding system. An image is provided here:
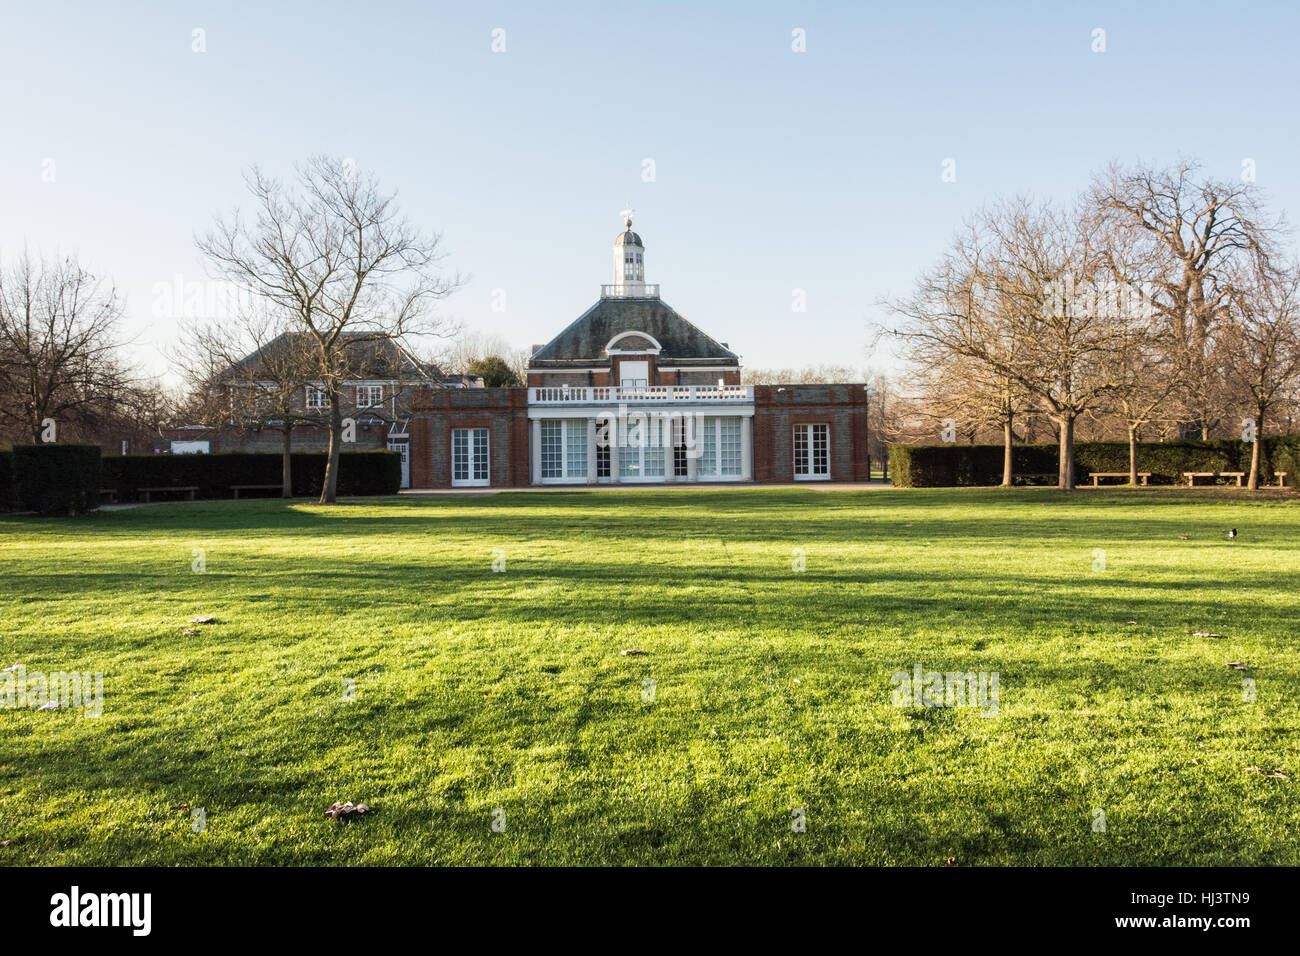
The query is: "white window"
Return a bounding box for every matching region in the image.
[541,419,589,481]
[618,416,666,480]
[793,423,830,479]
[452,428,489,486]
[305,386,326,409]
[698,416,744,479]
[356,384,383,408]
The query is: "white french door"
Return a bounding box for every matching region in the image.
[619,360,649,390]
[793,423,829,479]
[452,428,489,487]
[698,416,744,480]
[387,439,410,489]
[618,416,667,481]
[540,419,589,483]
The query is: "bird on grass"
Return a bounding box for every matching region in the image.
[1228,528,1238,539]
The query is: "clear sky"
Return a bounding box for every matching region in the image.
[2,0,1298,382]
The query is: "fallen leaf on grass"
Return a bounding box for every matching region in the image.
[1177,535,1189,540]
[325,801,370,819]
[182,629,196,636]
[0,840,10,847]
[1227,662,1251,671]
[174,803,190,812]
[945,856,956,866]
[1192,632,1225,639]
[37,701,59,711]
[1246,767,1289,780]
[620,649,647,656]
[188,616,216,624]
[1126,620,1137,625]
[1,664,19,673]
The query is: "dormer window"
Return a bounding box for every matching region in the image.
[356,384,383,408]
[305,386,326,409]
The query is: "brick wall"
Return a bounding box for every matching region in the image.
[753,384,869,483]
[409,383,867,489]
[213,425,389,454]
[673,369,741,386]
[410,387,529,488]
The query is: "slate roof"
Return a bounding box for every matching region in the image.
[222,332,436,380]
[529,297,739,365]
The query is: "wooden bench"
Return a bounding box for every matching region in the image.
[139,485,198,503]
[1183,471,1246,487]
[1089,472,1151,486]
[98,488,118,504]
[231,483,284,499]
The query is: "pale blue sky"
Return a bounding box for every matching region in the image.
[2,0,1297,381]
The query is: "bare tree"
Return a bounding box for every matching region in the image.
[176,308,322,496]
[894,198,1139,489]
[1089,211,1177,484]
[740,364,865,384]
[197,157,459,504]
[1092,161,1283,438]
[1100,323,1178,485]
[1221,261,1300,489]
[903,328,1032,486]
[447,330,527,383]
[0,252,131,444]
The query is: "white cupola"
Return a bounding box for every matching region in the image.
[611,206,646,296]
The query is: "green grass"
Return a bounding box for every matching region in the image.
[1,487,1297,865]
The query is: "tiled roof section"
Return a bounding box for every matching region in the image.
[223,332,437,380]
[530,298,738,364]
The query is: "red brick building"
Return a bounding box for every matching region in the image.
[408,216,869,488]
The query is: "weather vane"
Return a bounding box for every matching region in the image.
[620,199,634,229]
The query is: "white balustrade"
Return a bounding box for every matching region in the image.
[530,384,752,405]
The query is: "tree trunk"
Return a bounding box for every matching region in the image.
[281,424,293,498]
[1002,416,1014,487]
[1128,424,1139,485]
[320,395,342,505]
[1057,415,1076,490]
[1248,408,1264,490]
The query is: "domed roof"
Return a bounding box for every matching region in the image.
[615,228,643,247]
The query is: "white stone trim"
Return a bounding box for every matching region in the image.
[605,330,663,353]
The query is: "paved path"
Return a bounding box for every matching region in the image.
[86,482,896,508]
[397,482,895,497]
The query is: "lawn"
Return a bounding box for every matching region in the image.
[1,487,1297,865]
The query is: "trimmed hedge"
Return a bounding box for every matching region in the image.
[889,436,1300,487]
[100,451,401,502]
[0,450,14,512]
[12,444,103,515]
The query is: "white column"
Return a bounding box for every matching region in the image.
[531,419,542,485]
[586,418,597,485]
[741,416,753,481]
[609,417,620,483]
[663,416,675,482]
[687,416,699,483]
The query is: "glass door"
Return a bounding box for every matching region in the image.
[452,428,490,486]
